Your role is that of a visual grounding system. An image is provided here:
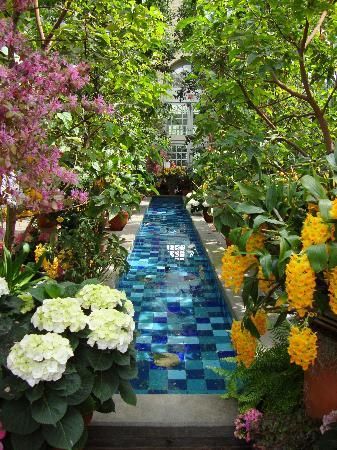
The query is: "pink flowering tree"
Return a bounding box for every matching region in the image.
[0,0,112,248]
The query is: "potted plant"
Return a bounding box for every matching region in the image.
[0,273,137,450]
[109,210,130,231]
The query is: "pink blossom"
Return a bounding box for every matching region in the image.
[234,409,262,443]
[70,189,89,204]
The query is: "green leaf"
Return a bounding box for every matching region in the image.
[253,215,283,230]
[117,363,138,380]
[328,243,337,269]
[237,183,264,201]
[11,429,44,450]
[1,398,39,434]
[301,175,328,200]
[96,398,116,413]
[306,244,328,272]
[243,316,260,339]
[112,351,130,366]
[50,372,82,396]
[25,383,44,402]
[119,380,137,406]
[31,391,68,425]
[319,199,333,222]
[242,276,258,308]
[86,347,114,371]
[42,407,84,450]
[265,184,281,212]
[236,203,265,214]
[44,282,65,299]
[93,370,119,402]
[67,368,94,406]
[260,254,273,279]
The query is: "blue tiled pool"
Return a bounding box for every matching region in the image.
[118,196,235,394]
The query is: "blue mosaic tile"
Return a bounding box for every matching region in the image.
[117,196,235,394]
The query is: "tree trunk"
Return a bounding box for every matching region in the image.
[4,206,17,250]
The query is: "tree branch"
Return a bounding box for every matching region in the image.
[270,72,308,101]
[305,10,328,49]
[42,0,73,52]
[236,80,308,157]
[33,0,45,45]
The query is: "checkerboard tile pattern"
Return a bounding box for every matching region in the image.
[118,196,235,394]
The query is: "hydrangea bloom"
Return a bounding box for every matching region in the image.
[87,309,135,352]
[7,333,73,386]
[31,297,87,333]
[0,277,9,296]
[123,299,135,317]
[77,284,127,310]
[18,292,35,313]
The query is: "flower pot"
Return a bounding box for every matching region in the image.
[203,208,213,224]
[304,315,337,419]
[109,211,129,231]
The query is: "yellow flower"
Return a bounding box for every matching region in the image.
[327,267,337,315]
[330,199,337,220]
[231,320,257,368]
[288,326,317,371]
[221,245,257,294]
[246,232,265,253]
[251,310,267,336]
[34,244,46,263]
[56,216,64,223]
[258,265,276,294]
[44,257,59,279]
[301,213,334,249]
[285,253,315,317]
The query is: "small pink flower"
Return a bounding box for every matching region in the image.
[0,421,7,440]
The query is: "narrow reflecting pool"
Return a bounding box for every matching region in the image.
[118,196,235,394]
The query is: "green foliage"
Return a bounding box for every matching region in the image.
[55,215,129,283]
[217,325,303,414]
[0,244,45,295]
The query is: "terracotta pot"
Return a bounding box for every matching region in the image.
[202,208,213,224]
[304,315,337,419]
[109,211,129,231]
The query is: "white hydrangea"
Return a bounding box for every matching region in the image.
[186,192,192,198]
[0,277,9,296]
[7,333,73,387]
[123,299,134,317]
[202,201,209,207]
[87,309,135,353]
[77,284,127,310]
[31,297,87,333]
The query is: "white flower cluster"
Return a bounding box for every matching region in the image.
[77,284,127,310]
[0,277,9,296]
[31,297,87,333]
[7,333,73,386]
[186,199,200,210]
[87,308,135,353]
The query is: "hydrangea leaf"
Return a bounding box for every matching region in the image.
[31,391,68,425]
